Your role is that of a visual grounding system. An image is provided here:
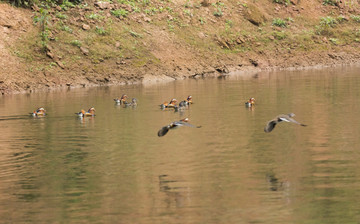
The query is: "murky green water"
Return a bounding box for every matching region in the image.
[1,66,360,223]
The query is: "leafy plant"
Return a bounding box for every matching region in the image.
[315,17,337,35]
[95,26,108,35]
[87,13,104,20]
[34,8,51,52]
[329,38,338,44]
[225,20,233,31]
[60,0,76,10]
[273,0,291,5]
[351,15,360,23]
[336,15,346,23]
[272,18,287,28]
[56,12,67,19]
[320,16,337,28]
[273,31,287,40]
[129,30,142,38]
[167,20,175,32]
[70,40,82,47]
[184,0,192,8]
[142,0,150,5]
[199,17,206,25]
[213,8,223,17]
[62,25,73,33]
[323,0,338,6]
[184,9,192,17]
[111,9,129,18]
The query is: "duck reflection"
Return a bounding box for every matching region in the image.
[266,173,281,191]
[159,175,187,208]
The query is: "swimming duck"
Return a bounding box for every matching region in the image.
[76,107,96,117]
[160,98,177,109]
[87,107,96,115]
[264,113,307,133]
[124,98,137,107]
[31,107,46,117]
[186,95,193,104]
[245,98,255,107]
[114,94,128,105]
[158,118,201,137]
[178,95,193,108]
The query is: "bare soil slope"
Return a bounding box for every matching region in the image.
[1,0,360,94]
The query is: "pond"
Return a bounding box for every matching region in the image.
[1,65,360,223]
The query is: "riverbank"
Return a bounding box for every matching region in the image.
[1,0,360,94]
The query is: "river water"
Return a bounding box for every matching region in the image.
[1,66,360,223]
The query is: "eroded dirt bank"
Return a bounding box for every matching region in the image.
[1,0,360,94]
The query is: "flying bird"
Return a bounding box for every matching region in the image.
[158,118,201,137]
[264,113,307,133]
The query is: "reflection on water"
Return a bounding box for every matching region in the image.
[1,66,360,223]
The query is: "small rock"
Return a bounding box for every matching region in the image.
[236,36,246,44]
[201,0,210,7]
[80,47,89,55]
[46,51,54,59]
[95,1,111,9]
[144,16,151,22]
[56,61,65,69]
[198,32,206,38]
[115,42,121,48]
[3,27,10,34]
[82,24,90,30]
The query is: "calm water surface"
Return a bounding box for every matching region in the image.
[1,66,360,223]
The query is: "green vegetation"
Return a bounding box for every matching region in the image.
[55,12,67,19]
[329,38,338,44]
[33,8,50,52]
[273,0,291,5]
[199,17,206,25]
[351,15,360,22]
[320,16,338,28]
[70,40,81,47]
[323,0,338,6]
[225,20,233,32]
[87,13,105,20]
[111,9,129,18]
[7,0,360,84]
[95,26,108,35]
[273,31,287,40]
[272,18,287,28]
[213,8,223,17]
[62,25,73,33]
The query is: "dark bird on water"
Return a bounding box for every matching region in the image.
[264,113,307,133]
[158,118,201,137]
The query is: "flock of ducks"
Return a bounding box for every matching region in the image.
[30,96,307,136]
[159,96,193,112]
[113,94,138,107]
